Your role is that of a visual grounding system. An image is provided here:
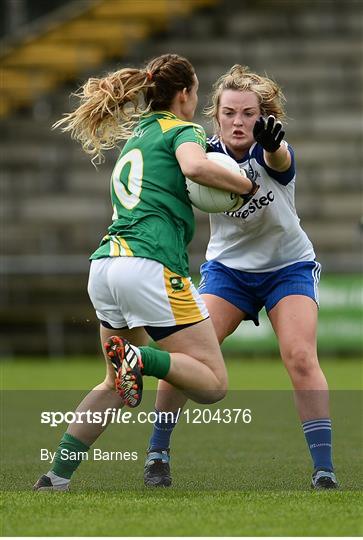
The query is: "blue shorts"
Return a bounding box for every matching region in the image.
[198,260,321,326]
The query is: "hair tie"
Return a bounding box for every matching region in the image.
[146,71,153,82]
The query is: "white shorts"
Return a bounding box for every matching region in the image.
[88,257,209,330]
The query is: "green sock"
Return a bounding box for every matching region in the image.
[139,346,171,379]
[51,432,90,479]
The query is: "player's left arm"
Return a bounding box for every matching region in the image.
[253,115,291,172]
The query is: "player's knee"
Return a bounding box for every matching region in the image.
[285,347,318,380]
[212,386,228,403]
[206,377,228,403]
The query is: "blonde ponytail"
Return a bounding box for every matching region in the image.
[54,54,195,163]
[53,68,153,163]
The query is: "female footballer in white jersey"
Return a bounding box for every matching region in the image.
[144,65,338,490]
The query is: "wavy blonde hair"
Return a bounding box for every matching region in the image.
[205,65,286,132]
[53,54,195,163]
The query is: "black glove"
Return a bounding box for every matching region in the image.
[253,115,285,153]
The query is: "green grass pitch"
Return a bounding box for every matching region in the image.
[1,357,362,536]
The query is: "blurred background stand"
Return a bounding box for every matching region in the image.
[0,0,362,358]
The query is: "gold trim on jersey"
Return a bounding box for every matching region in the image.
[157,118,201,134]
[118,237,133,256]
[163,267,203,324]
[109,236,133,257]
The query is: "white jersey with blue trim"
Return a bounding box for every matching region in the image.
[206,136,315,272]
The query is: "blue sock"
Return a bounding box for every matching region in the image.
[148,409,180,451]
[302,418,333,471]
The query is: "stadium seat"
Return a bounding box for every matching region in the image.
[0,0,218,117]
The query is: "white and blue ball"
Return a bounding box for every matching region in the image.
[186,152,245,213]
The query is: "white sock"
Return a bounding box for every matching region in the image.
[46,470,70,486]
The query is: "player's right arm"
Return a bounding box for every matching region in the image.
[176,141,254,195]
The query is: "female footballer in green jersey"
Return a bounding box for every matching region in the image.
[33,54,256,490]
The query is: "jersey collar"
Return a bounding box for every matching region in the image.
[219,138,250,164]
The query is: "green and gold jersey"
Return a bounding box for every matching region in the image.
[90,111,206,276]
